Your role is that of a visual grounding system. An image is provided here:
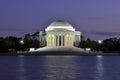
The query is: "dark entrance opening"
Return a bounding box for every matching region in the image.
[59,36,61,46]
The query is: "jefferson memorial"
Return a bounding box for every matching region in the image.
[40,20,81,47]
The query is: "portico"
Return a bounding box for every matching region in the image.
[40,20,81,47]
[47,33,73,47]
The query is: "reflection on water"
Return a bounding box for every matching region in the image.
[0,55,120,80]
[43,56,77,80]
[18,55,28,80]
[95,55,104,80]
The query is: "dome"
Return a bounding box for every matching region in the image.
[49,20,73,27]
[45,20,75,31]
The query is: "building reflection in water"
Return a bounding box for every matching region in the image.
[43,56,77,80]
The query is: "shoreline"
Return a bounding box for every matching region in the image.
[0,51,120,56]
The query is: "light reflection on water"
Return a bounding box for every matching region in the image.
[95,55,104,80]
[18,55,28,80]
[43,56,77,80]
[0,55,120,80]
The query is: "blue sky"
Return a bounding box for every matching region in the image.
[0,0,120,40]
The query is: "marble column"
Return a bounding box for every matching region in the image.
[67,34,69,47]
[56,36,57,46]
[47,35,48,46]
[54,36,55,46]
[50,35,51,46]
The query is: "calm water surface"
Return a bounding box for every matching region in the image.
[0,54,120,80]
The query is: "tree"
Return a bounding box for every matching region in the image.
[31,32,39,39]
[3,36,21,52]
[101,37,120,52]
[0,37,5,52]
[23,32,40,51]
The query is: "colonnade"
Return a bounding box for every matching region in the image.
[47,34,73,47]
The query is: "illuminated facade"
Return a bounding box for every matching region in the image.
[40,21,81,47]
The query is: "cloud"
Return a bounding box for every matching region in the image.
[0,28,23,31]
[83,30,120,36]
[93,31,120,36]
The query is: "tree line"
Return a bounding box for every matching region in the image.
[79,37,120,53]
[0,32,120,53]
[0,32,40,52]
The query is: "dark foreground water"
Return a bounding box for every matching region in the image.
[0,54,120,80]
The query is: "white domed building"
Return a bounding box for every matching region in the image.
[40,20,81,47]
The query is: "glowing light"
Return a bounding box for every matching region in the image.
[66,34,68,37]
[52,34,54,37]
[98,40,102,44]
[20,40,24,44]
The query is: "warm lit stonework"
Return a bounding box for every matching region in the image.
[40,20,81,47]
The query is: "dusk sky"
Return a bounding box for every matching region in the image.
[0,0,120,40]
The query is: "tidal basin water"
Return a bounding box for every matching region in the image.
[0,55,120,80]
